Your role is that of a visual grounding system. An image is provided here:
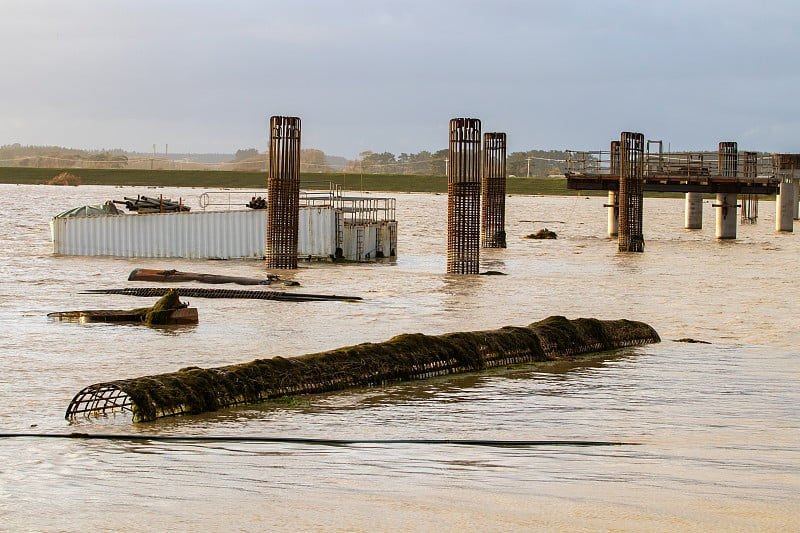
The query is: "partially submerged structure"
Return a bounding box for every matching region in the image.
[49,289,197,325]
[50,184,397,262]
[565,133,794,244]
[66,316,660,423]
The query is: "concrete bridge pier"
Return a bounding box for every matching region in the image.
[605,191,618,237]
[684,192,703,229]
[715,142,738,240]
[714,193,739,239]
[776,179,795,232]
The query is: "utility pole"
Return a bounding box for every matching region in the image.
[526,157,532,177]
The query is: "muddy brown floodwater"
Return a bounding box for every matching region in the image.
[0,184,797,531]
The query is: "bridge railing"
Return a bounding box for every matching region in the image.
[567,149,776,182]
[566,150,611,175]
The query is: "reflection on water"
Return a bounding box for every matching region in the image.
[0,185,798,531]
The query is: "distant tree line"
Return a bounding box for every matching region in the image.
[0,144,128,168]
[343,149,569,176]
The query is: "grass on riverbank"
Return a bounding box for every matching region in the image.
[0,166,578,195]
[0,166,689,198]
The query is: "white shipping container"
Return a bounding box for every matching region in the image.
[51,207,353,260]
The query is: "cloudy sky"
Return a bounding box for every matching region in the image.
[2,0,798,158]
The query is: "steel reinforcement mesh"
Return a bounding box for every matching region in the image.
[481,132,507,248]
[65,316,661,422]
[266,116,301,269]
[741,151,759,223]
[447,118,482,274]
[718,141,738,178]
[618,132,645,252]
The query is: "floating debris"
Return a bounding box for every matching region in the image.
[83,287,361,302]
[49,289,197,325]
[525,228,558,239]
[673,338,711,344]
[66,316,660,422]
[128,268,278,286]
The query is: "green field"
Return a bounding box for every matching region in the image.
[0,166,584,195]
[0,167,698,198]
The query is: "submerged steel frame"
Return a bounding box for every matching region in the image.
[618,132,645,252]
[481,132,507,248]
[266,116,301,269]
[447,118,482,273]
[741,151,759,224]
[65,383,133,418]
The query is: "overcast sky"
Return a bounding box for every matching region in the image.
[2,0,798,158]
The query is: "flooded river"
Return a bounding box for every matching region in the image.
[0,183,797,531]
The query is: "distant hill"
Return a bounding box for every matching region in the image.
[326,155,347,171]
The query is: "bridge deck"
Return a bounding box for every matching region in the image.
[565,149,780,194]
[566,171,779,194]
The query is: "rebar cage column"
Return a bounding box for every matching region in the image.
[447,118,482,273]
[266,116,301,268]
[481,132,507,248]
[741,151,759,224]
[617,132,645,252]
